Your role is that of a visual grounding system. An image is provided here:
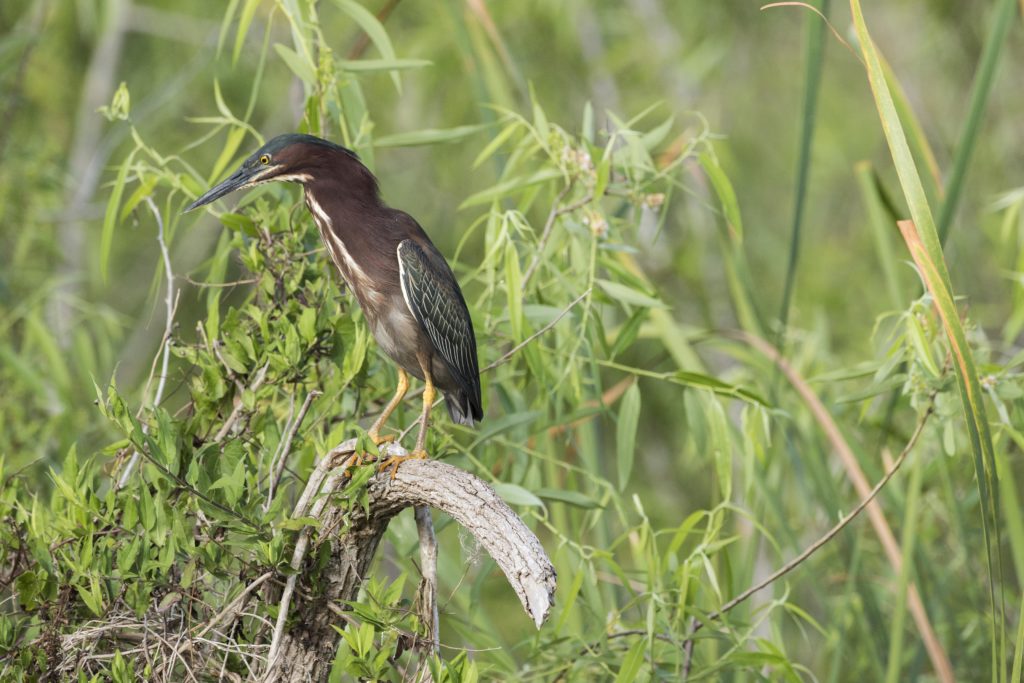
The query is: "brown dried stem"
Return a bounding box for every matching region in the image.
[681,331,953,681]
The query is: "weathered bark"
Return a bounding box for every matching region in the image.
[264,444,557,682]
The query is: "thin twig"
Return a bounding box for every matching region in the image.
[148,623,200,683]
[522,186,596,288]
[680,331,952,680]
[213,362,270,443]
[481,288,591,373]
[263,439,360,676]
[522,183,573,287]
[364,288,589,441]
[733,330,954,682]
[414,506,440,653]
[681,401,933,677]
[194,572,273,640]
[325,603,501,654]
[394,289,591,444]
[183,274,259,288]
[265,390,321,510]
[261,392,296,495]
[760,3,862,64]
[118,197,176,489]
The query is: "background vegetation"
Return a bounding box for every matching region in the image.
[2,0,1023,680]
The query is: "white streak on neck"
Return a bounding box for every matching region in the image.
[275,172,312,183]
[305,191,378,303]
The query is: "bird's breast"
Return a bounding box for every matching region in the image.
[368,296,424,376]
[304,191,425,375]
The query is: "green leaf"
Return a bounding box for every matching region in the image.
[274,43,316,86]
[100,148,137,282]
[469,411,542,447]
[210,451,246,506]
[492,482,544,507]
[76,577,104,617]
[614,638,645,683]
[505,242,523,340]
[233,0,262,65]
[704,391,732,501]
[218,212,258,236]
[210,126,248,183]
[534,488,603,509]
[458,168,563,209]
[373,124,487,148]
[698,150,743,242]
[219,348,249,375]
[331,0,403,91]
[596,279,667,310]
[641,114,674,151]
[616,382,641,490]
[96,81,130,121]
[139,483,156,532]
[473,121,520,168]
[118,174,158,223]
[337,58,432,73]
[298,307,317,344]
[276,516,321,531]
[852,1,1003,669]
[934,0,1017,243]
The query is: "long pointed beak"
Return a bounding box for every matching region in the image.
[184,167,256,213]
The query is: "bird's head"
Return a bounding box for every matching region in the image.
[185,133,368,212]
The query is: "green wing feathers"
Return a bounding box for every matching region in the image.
[397,239,483,423]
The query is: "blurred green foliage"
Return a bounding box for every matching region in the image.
[1,0,1023,680]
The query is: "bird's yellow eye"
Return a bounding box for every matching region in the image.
[259,154,270,165]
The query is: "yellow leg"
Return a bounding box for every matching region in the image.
[379,367,434,478]
[413,372,436,455]
[367,368,409,446]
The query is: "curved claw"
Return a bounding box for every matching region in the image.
[378,449,428,479]
[338,451,373,476]
[368,430,396,446]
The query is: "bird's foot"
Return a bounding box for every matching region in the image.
[336,450,372,476]
[367,430,396,446]
[341,431,398,476]
[378,449,428,480]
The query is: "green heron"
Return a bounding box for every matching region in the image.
[186,133,483,472]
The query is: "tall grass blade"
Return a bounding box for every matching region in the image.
[698,152,764,335]
[936,0,1018,244]
[1013,588,1024,683]
[855,161,905,309]
[777,0,828,345]
[850,3,1003,678]
[879,54,943,207]
[885,452,925,683]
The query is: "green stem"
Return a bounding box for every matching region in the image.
[776,0,829,345]
[937,0,1017,244]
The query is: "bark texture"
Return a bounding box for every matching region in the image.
[265,444,556,682]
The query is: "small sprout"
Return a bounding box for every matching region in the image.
[96,82,131,122]
[644,192,665,209]
[575,148,594,173]
[560,144,595,179]
[583,209,608,238]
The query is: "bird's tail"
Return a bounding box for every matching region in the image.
[444,390,482,426]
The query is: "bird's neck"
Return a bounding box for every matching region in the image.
[302,180,394,310]
[302,178,385,241]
